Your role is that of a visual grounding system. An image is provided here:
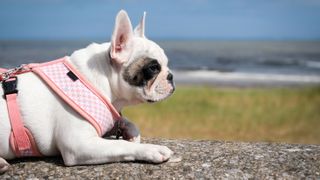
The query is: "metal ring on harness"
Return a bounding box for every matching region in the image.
[0,64,27,81]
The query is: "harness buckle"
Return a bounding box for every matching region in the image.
[3,77,18,96]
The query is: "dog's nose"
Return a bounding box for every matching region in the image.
[167,73,173,81]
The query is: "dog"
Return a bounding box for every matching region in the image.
[0,10,175,173]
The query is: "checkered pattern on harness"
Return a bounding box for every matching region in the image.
[40,62,114,134]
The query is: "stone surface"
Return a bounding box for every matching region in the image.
[2,138,320,179]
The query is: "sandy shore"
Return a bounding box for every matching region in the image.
[173,70,320,87]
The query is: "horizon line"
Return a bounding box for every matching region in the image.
[1,37,320,42]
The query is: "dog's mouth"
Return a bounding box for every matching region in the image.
[144,84,175,103]
[147,99,156,103]
[145,92,174,103]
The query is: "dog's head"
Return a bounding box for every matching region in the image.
[109,10,175,104]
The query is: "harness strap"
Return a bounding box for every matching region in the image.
[31,58,121,136]
[6,93,31,151]
[2,78,35,156]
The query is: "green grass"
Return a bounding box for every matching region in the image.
[123,86,320,144]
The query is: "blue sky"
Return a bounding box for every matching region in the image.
[0,0,320,40]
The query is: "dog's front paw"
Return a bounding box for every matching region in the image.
[137,144,173,163]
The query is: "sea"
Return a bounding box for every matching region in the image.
[1,40,320,86]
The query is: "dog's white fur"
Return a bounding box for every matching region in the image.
[0,10,174,172]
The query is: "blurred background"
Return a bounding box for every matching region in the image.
[0,0,319,144]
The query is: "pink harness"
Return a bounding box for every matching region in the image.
[1,57,121,157]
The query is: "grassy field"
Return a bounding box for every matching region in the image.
[123,86,320,144]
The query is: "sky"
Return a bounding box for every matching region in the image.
[0,0,320,40]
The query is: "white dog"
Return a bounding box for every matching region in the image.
[0,10,175,173]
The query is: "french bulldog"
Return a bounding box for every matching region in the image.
[0,10,175,173]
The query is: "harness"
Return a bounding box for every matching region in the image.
[1,57,121,157]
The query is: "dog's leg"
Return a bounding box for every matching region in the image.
[104,118,141,143]
[0,157,10,174]
[121,118,141,143]
[58,137,173,166]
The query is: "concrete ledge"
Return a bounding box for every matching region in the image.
[2,138,320,179]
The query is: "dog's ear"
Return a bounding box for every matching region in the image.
[110,10,133,64]
[134,12,146,38]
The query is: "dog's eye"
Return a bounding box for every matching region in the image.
[148,64,160,73]
[133,75,138,81]
[147,60,161,74]
[141,60,161,82]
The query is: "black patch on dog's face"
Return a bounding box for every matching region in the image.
[123,57,161,87]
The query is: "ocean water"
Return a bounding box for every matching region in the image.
[1,40,320,85]
[159,41,320,76]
